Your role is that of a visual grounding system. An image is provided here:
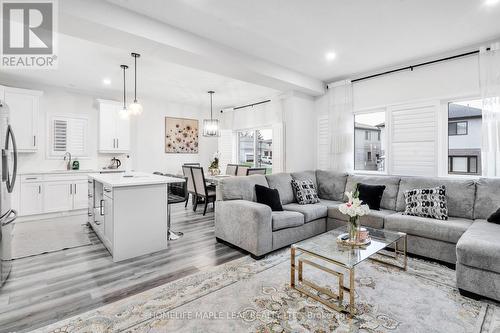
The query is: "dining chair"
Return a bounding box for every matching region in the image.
[247,167,267,175]
[225,164,239,176]
[236,165,249,176]
[182,165,197,208]
[190,166,216,216]
[183,163,200,167]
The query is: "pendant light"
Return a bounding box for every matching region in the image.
[119,64,129,119]
[203,91,220,137]
[129,52,143,115]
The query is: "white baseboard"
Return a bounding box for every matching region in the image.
[16,209,87,223]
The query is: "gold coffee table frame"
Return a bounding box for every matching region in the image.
[290,232,407,317]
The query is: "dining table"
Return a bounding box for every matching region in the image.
[205,174,232,186]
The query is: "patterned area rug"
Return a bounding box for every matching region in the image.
[32,250,500,333]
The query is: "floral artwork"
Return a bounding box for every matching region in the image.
[165,117,199,154]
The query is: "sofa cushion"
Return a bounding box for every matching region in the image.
[328,206,395,229]
[272,211,304,231]
[357,183,386,210]
[457,220,500,273]
[344,175,400,211]
[265,173,295,205]
[316,170,348,202]
[488,208,500,224]
[291,179,319,205]
[397,177,475,219]
[255,184,283,211]
[283,203,327,223]
[217,175,268,202]
[384,212,472,243]
[291,170,318,189]
[474,178,500,220]
[402,186,448,220]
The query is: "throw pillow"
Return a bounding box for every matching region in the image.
[356,183,386,210]
[403,186,448,220]
[255,184,283,211]
[291,179,320,205]
[487,208,500,224]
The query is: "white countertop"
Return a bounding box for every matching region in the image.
[20,169,125,175]
[88,172,185,188]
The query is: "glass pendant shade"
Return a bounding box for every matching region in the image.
[129,100,143,115]
[203,119,220,137]
[119,107,129,119]
[203,91,220,137]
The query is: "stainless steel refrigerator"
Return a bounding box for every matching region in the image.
[0,99,18,287]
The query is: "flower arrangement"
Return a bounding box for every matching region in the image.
[208,152,220,176]
[338,186,370,242]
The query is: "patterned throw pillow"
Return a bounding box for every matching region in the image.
[291,179,319,205]
[403,186,448,220]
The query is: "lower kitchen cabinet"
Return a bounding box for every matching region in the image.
[19,182,43,215]
[19,174,89,216]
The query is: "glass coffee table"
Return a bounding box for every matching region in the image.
[290,226,407,317]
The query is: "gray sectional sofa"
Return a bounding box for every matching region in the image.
[214,170,500,301]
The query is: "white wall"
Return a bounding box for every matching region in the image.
[0,81,218,175]
[133,99,218,175]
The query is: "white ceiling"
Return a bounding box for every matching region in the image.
[107,0,500,81]
[0,34,279,108]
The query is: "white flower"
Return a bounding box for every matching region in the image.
[338,190,370,218]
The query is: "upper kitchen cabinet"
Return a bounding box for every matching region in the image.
[1,86,42,152]
[97,99,130,153]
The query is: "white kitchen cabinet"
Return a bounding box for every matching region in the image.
[20,182,43,215]
[18,173,89,216]
[73,180,89,210]
[98,100,130,153]
[3,87,42,153]
[43,181,73,213]
[103,194,114,246]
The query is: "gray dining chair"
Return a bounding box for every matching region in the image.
[247,167,267,175]
[190,166,216,216]
[236,165,249,176]
[225,164,239,176]
[183,163,200,167]
[182,165,197,208]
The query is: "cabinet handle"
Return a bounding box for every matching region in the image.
[117,139,119,149]
[25,177,37,180]
[70,183,72,195]
[100,199,105,215]
[33,135,36,147]
[38,185,41,194]
[74,184,77,194]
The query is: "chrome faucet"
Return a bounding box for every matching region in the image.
[63,152,72,170]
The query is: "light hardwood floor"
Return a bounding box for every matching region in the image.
[0,204,246,333]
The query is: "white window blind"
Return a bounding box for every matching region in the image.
[272,123,284,173]
[218,129,234,173]
[49,115,89,158]
[389,102,438,176]
[317,116,329,170]
[53,119,67,152]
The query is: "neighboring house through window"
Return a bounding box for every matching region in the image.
[354,111,386,172]
[448,100,482,175]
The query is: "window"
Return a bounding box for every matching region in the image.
[448,100,482,175]
[449,156,478,174]
[237,128,273,174]
[354,111,385,171]
[448,121,468,136]
[48,115,89,158]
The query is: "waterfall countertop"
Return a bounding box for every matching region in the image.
[88,172,184,188]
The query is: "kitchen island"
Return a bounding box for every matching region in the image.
[88,172,183,262]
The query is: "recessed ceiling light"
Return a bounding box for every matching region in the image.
[325,52,337,62]
[485,0,499,6]
[102,78,111,85]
